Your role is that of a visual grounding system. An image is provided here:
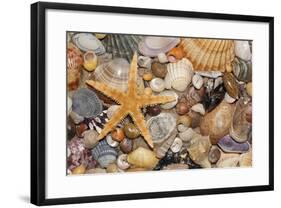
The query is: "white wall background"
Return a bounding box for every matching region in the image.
[0,0,279,207]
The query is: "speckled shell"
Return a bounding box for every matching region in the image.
[93,58,130,92]
[180,38,235,72]
[200,101,235,144]
[218,135,250,153]
[72,33,105,55]
[187,134,212,168]
[139,36,180,57]
[102,34,142,61]
[127,147,159,169]
[165,58,194,92]
[72,88,103,118]
[92,140,118,168]
[147,113,177,144]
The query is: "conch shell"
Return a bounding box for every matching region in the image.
[180,38,235,72]
[127,147,159,169]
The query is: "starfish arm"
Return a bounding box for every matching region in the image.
[127,52,138,96]
[139,95,176,107]
[130,108,154,148]
[86,80,125,104]
[98,105,128,139]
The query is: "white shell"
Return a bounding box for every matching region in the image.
[179,128,197,142]
[224,92,236,103]
[107,105,120,119]
[106,134,119,147]
[159,90,178,109]
[192,74,203,89]
[196,71,223,78]
[214,77,223,89]
[234,41,251,61]
[157,53,169,63]
[149,78,165,92]
[177,124,189,132]
[170,137,183,153]
[117,154,130,170]
[138,56,152,69]
[191,103,205,115]
[165,58,194,92]
[72,33,105,55]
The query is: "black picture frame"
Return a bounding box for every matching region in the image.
[31,1,274,206]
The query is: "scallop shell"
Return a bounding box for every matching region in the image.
[165,58,194,92]
[92,140,118,168]
[93,58,130,92]
[127,147,159,169]
[72,88,103,118]
[139,36,180,57]
[72,33,105,55]
[159,90,178,109]
[102,34,142,61]
[180,38,235,72]
[147,113,177,144]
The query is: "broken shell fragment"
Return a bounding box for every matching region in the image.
[192,74,204,89]
[170,137,183,153]
[191,103,205,115]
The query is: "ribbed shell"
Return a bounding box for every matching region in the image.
[93,58,130,92]
[180,38,235,72]
[102,34,142,61]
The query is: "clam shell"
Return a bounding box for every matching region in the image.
[165,58,194,92]
[218,135,250,153]
[92,140,118,168]
[147,113,177,144]
[139,37,180,57]
[93,58,130,92]
[180,38,235,72]
[72,33,105,55]
[234,40,252,61]
[72,88,103,118]
[102,34,142,61]
[159,90,178,109]
[127,147,159,169]
[149,78,165,92]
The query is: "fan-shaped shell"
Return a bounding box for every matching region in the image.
[102,34,142,61]
[180,38,235,72]
[139,36,180,57]
[164,58,194,92]
[92,140,118,168]
[72,88,103,118]
[72,33,105,55]
[93,58,130,92]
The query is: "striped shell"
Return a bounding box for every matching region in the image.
[72,33,105,55]
[164,58,194,92]
[180,38,235,72]
[102,34,142,61]
[232,57,252,82]
[139,36,180,57]
[93,58,130,92]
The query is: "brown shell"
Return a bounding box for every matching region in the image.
[180,38,235,72]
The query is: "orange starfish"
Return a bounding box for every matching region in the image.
[86,53,176,148]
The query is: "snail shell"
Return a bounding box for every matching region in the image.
[106,134,119,147]
[117,154,130,170]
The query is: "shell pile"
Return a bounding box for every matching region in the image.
[67,32,252,175]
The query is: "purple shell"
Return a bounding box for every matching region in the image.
[218,135,249,153]
[139,37,180,57]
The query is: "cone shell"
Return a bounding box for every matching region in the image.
[180,38,235,72]
[127,147,159,169]
[165,58,194,92]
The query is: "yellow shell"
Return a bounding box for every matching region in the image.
[127,147,159,169]
[180,38,235,72]
[83,51,98,72]
[72,164,86,174]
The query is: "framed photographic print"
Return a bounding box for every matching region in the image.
[31,1,274,206]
